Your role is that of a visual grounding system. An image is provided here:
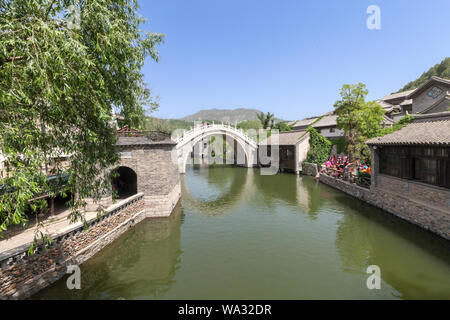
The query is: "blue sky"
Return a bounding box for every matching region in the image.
[139,0,450,121]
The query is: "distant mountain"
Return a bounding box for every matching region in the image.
[398,57,450,92]
[180,108,270,124]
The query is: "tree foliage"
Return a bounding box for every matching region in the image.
[331,137,348,155]
[305,127,332,165]
[334,83,385,162]
[237,119,262,131]
[272,121,292,132]
[378,114,413,137]
[256,112,275,129]
[0,0,163,239]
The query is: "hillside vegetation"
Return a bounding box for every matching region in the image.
[398,57,450,92]
[180,108,285,124]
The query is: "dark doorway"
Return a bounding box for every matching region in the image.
[112,166,138,199]
[52,191,72,215]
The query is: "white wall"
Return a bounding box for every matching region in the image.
[296,136,310,173]
[318,127,344,138]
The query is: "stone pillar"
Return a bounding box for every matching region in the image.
[370,146,379,190]
[234,139,238,165]
[294,144,300,174]
[222,134,227,164]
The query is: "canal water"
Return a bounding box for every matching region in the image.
[35,166,450,299]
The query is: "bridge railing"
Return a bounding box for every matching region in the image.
[175,123,257,146]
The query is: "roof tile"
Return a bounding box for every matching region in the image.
[367,112,450,146]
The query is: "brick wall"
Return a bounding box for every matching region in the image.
[319,173,450,240]
[119,144,180,196]
[118,143,181,218]
[0,195,147,300]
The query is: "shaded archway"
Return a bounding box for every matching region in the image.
[112,166,137,199]
[174,124,258,174]
[183,133,249,172]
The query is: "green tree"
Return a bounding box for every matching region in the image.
[334,83,385,162]
[272,121,292,132]
[143,117,171,133]
[379,114,413,136]
[305,127,332,165]
[0,0,163,241]
[256,112,275,129]
[236,120,262,131]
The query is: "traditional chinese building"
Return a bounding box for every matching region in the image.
[290,111,393,141]
[408,76,450,114]
[378,76,450,122]
[289,117,319,131]
[259,130,310,174]
[366,111,450,236]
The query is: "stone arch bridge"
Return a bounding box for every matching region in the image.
[91,125,258,217]
[174,123,258,174]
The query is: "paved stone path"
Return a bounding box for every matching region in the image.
[0,197,133,260]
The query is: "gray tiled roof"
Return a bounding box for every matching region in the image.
[290,118,319,128]
[312,114,338,128]
[376,100,395,110]
[381,89,415,102]
[383,115,395,125]
[259,130,309,146]
[367,111,450,146]
[400,99,412,106]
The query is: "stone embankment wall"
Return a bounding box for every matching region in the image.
[302,162,319,177]
[117,140,181,218]
[0,194,149,300]
[1,137,183,300]
[319,173,450,240]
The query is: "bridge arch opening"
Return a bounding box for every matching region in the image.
[112,166,137,199]
[175,124,258,174]
[184,133,249,170]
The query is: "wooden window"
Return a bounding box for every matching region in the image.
[446,161,450,189]
[380,152,402,178]
[401,158,413,179]
[419,158,438,185]
[379,146,450,189]
[437,160,450,188]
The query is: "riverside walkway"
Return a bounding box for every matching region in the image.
[0,196,139,261]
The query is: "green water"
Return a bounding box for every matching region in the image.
[34,166,450,299]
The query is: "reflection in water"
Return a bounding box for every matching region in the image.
[181,165,249,216]
[35,166,450,300]
[333,194,450,299]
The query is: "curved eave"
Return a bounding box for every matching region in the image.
[367,141,450,147]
